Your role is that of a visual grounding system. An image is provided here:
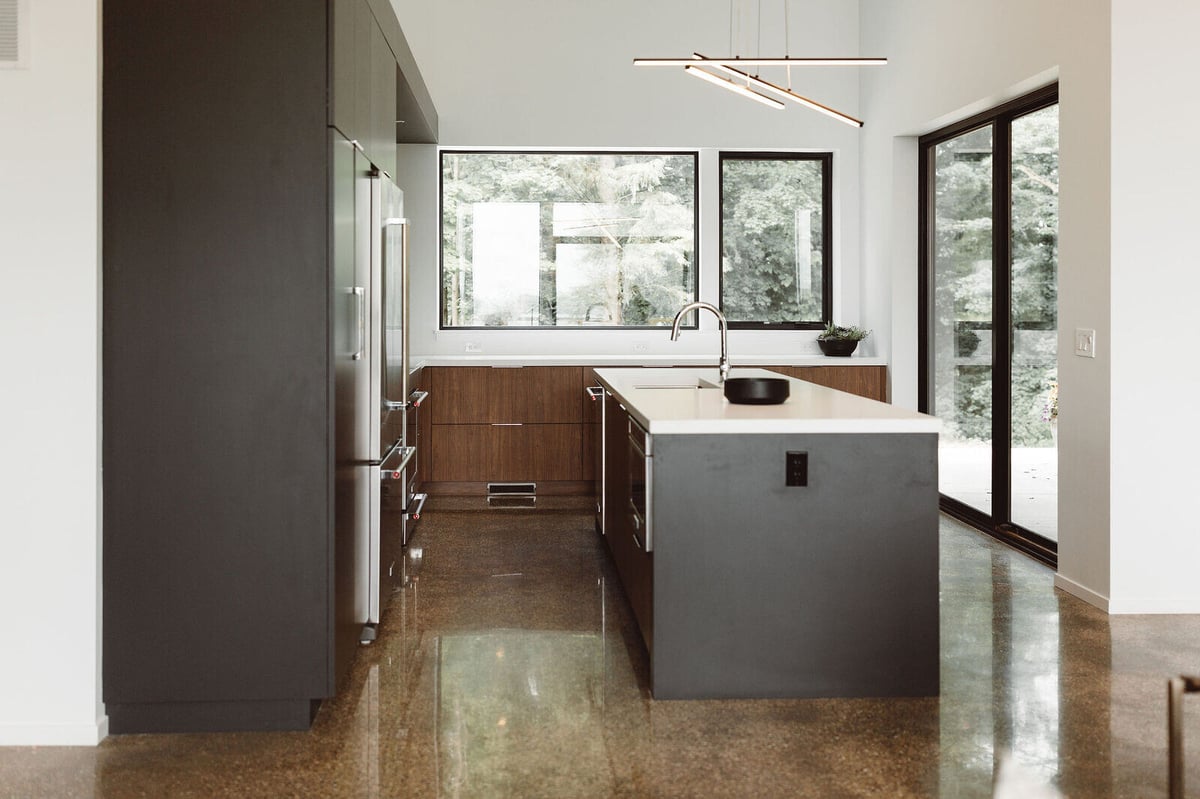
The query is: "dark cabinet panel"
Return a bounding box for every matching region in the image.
[352,0,372,149]
[369,18,397,178]
[582,369,601,483]
[328,0,356,136]
[602,394,652,653]
[102,0,421,734]
[329,0,396,177]
[582,422,598,483]
[103,0,334,731]
[430,424,582,483]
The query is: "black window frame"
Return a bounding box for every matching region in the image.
[438,148,701,331]
[718,151,833,330]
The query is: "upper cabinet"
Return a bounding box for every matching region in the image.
[330,0,436,176]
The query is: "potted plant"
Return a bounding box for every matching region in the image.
[817,322,870,357]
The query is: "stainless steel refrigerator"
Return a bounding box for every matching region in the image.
[345,153,427,645]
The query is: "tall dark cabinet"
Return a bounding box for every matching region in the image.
[102,0,435,733]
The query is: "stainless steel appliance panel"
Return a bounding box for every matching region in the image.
[366,172,408,625]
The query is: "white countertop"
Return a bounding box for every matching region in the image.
[412,354,887,368]
[595,367,940,435]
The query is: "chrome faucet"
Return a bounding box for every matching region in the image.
[670,301,730,383]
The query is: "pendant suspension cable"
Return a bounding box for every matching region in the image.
[756,0,762,71]
[729,0,734,58]
[784,0,790,57]
[784,0,791,87]
[733,0,740,57]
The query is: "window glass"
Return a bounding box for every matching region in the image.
[720,154,830,327]
[441,152,697,328]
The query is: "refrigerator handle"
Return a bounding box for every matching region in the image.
[380,215,410,408]
[400,219,409,405]
[379,445,415,481]
[349,286,365,360]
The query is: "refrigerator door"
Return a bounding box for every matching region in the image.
[353,157,376,631]
[331,131,367,682]
[365,172,408,627]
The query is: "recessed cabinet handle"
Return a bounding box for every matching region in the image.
[491,423,523,427]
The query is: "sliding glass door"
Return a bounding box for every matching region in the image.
[920,86,1059,564]
[1008,105,1059,536]
[929,126,995,516]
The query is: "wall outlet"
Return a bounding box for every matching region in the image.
[465,341,482,353]
[786,451,808,487]
[633,341,647,353]
[1074,328,1096,358]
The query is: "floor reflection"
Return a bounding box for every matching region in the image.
[9,503,1200,797]
[437,630,606,797]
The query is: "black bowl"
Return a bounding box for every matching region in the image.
[724,377,790,405]
[818,338,859,356]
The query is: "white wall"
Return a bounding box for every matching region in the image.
[858,0,1115,606]
[1108,0,1200,612]
[0,0,106,744]
[391,0,868,363]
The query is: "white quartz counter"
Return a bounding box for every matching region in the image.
[595,367,940,435]
[412,354,887,368]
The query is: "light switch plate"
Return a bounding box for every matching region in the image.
[1074,328,1096,358]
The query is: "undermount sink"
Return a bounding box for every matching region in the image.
[633,378,723,391]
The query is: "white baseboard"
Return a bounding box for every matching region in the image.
[1106,597,1200,614]
[1054,573,1109,611]
[0,714,108,746]
[1055,574,1200,614]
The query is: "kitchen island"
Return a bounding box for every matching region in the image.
[594,367,941,700]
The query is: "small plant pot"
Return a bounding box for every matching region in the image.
[818,339,859,357]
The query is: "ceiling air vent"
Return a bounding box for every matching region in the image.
[0,0,29,69]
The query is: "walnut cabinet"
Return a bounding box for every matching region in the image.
[423,364,887,494]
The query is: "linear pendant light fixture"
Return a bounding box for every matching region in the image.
[684,64,785,109]
[694,53,864,127]
[633,0,884,126]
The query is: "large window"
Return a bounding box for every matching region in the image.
[440,151,697,329]
[719,152,831,328]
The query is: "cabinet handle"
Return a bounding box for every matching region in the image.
[585,386,605,400]
[491,423,523,426]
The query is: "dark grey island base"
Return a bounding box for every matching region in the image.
[647,432,939,700]
[593,367,941,700]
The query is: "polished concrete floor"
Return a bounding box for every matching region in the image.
[3,500,1200,798]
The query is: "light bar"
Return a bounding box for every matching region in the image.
[684,66,785,110]
[696,54,863,127]
[635,56,887,67]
